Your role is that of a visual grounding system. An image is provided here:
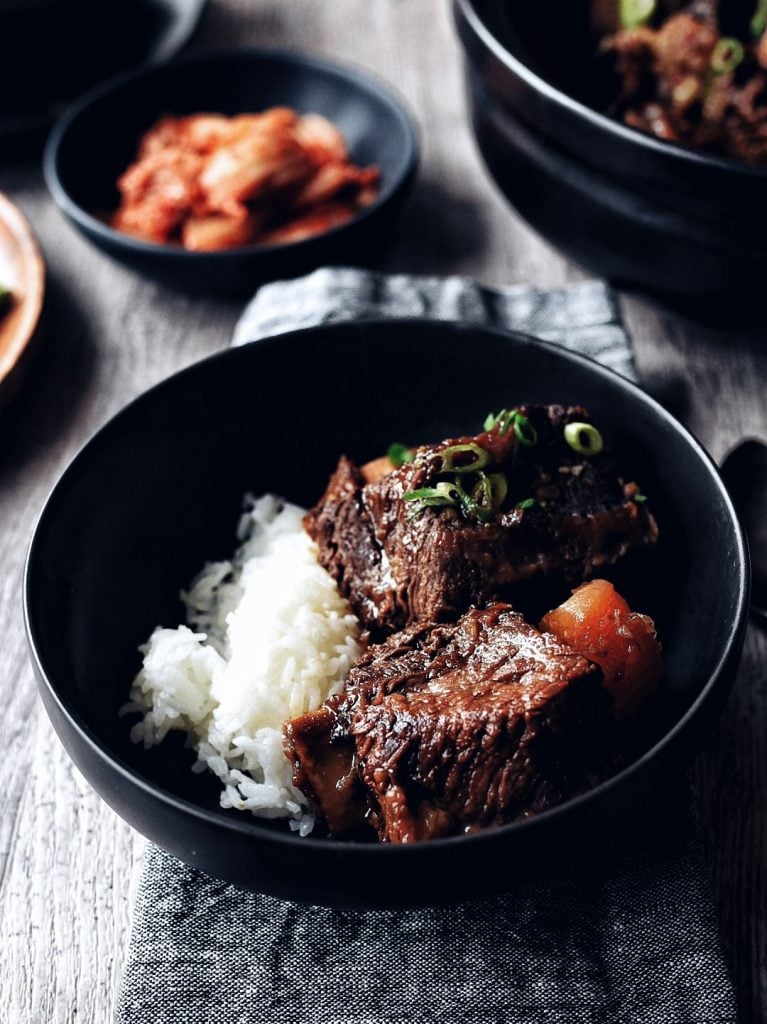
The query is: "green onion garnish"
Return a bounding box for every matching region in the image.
[405,469,509,524]
[487,472,508,509]
[752,0,767,37]
[440,442,491,474]
[512,412,537,447]
[483,408,538,446]
[471,471,508,518]
[387,442,414,468]
[515,498,537,510]
[404,481,461,507]
[619,0,656,29]
[564,422,603,456]
[633,492,647,503]
[711,37,745,76]
[484,409,515,433]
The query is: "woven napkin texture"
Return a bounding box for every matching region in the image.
[116,269,737,1024]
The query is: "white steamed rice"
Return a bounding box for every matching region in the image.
[122,493,362,835]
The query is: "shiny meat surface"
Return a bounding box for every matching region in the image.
[304,405,658,637]
[284,604,613,842]
[602,5,767,163]
[283,702,369,837]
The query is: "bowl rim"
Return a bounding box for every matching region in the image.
[455,0,767,181]
[42,45,420,261]
[24,318,750,857]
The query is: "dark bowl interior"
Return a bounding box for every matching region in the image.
[454,0,767,307]
[44,48,419,294]
[24,320,748,907]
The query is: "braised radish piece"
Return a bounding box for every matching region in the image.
[540,578,662,721]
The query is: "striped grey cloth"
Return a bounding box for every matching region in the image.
[116,269,737,1024]
[233,267,635,379]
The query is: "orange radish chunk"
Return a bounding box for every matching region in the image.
[540,579,661,721]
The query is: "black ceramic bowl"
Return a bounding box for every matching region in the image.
[43,48,418,294]
[24,320,748,908]
[454,0,767,307]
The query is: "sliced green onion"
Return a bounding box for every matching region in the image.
[711,37,745,75]
[440,442,491,474]
[515,498,537,510]
[487,472,508,509]
[512,412,537,447]
[483,409,514,434]
[619,0,655,29]
[564,422,603,456]
[483,408,538,447]
[464,496,493,524]
[752,0,767,37]
[471,471,508,517]
[404,481,461,507]
[633,492,647,503]
[387,442,414,468]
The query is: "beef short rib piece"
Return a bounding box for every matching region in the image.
[284,700,370,838]
[305,405,658,636]
[284,604,613,843]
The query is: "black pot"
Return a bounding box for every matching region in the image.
[454,0,767,308]
[24,320,749,907]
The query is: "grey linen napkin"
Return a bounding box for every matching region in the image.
[116,269,737,1024]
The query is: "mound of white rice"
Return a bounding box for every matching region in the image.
[123,493,362,835]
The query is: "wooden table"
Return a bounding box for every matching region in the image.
[1,1,764,1019]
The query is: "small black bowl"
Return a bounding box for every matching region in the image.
[43,48,419,294]
[0,0,207,151]
[24,320,748,908]
[454,0,767,308]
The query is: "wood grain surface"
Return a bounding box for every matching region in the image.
[1,1,765,1021]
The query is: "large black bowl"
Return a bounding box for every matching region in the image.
[43,48,418,294]
[24,320,748,907]
[454,0,767,307]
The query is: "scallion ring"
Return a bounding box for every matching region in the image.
[619,0,655,29]
[404,481,461,507]
[387,442,414,468]
[471,471,507,515]
[711,37,745,76]
[564,422,604,456]
[483,409,514,434]
[439,442,491,474]
[752,0,767,37]
[515,498,537,511]
[487,471,508,509]
[512,412,538,447]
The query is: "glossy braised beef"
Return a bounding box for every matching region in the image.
[304,405,657,637]
[285,603,614,842]
[598,0,767,164]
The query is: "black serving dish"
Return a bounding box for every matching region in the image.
[24,320,748,908]
[0,0,207,151]
[454,0,767,308]
[43,48,419,294]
